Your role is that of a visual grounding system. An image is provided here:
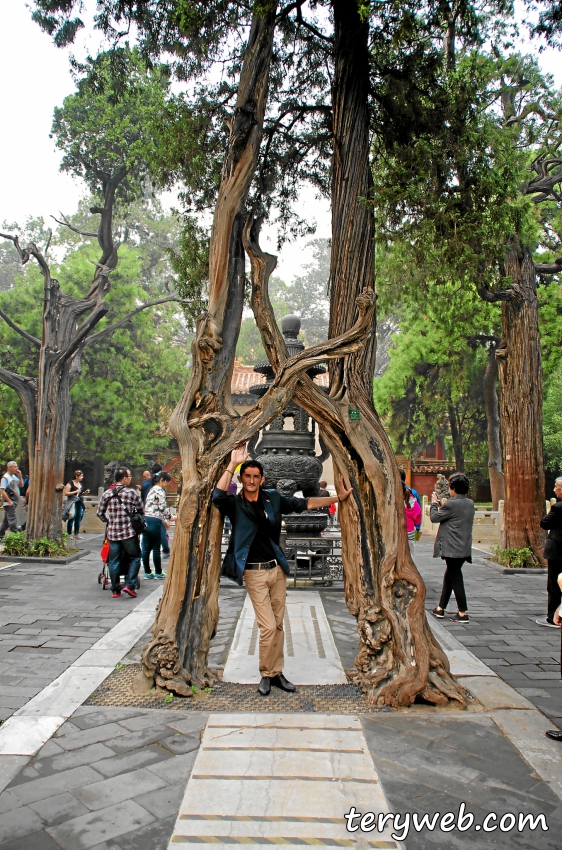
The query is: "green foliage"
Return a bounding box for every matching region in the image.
[491,545,538,568]
[51,47,171,203]
[543,365,562,470]
[163,692,174,703]
[0,204,189,467]
[2,532,75,557]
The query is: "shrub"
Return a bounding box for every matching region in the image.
[491,545,539,568]
[2,532,75,558]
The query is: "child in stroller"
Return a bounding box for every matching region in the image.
[98,536,141,591]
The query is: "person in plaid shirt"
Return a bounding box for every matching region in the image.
[97,467,144,598]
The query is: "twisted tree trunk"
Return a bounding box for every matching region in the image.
[139,7,280,694]
[497,242,545,559]
[248,0,465,708]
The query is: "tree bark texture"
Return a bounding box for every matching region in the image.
[484,347,504,509]
[447,403,465,472]
[496,242,546,559]
[140,7,281,694]
[247,0,465,708]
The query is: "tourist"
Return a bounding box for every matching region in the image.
[404,483,422,555]
[142,471,172,580]
[140,470,152,504]
[430,472,475,624]
[537,477,562,629]
[63,470,89,538]
[213,444,352,696]
[399,469,421,537]
[97,467,144,599]
[0,461,23,538]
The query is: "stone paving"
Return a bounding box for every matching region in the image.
[413,540,562,731]
[1,536,562,848]
[0,706,207,850]
[0,534,134,723]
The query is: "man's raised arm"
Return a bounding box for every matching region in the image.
[306,475,353,509]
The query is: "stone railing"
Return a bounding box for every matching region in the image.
[420,496,555,547]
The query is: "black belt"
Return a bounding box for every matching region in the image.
[245,559,277,571]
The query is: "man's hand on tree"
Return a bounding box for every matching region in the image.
[337,474,353,502]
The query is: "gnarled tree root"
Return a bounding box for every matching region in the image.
[139,633,213,698]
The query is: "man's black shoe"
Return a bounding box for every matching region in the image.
[257,677,271,696]
[271,673,296,692]
[545,729,562,742]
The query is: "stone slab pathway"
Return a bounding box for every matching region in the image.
[222,591,347,685]
[169,712,398,849]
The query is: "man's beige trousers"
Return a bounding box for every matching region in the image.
[243,565,286,677]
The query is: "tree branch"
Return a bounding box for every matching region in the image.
[477,284,518,304]
[52,213,98,239]
[0,367,37,463]
[523,155,562,204]
[83,296,191,347]
[535,259,562,274]
[0,309,41,347]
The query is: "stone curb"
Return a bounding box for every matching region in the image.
[0,549,88,565]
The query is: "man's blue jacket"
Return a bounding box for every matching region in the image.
[212,487,309,586]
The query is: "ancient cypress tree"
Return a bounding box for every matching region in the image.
[32,0,466,706]
[0,51,188,539]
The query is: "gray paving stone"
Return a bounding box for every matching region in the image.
[0,828,61,850]
[97,813,177,850]
[147,751,198,784]
[135,783,184,820]
[0,790,19,816]
[35,743,116,775]
[116,711,188,732]
[0,757,29,796]
[35,739,65,760]
[90,745,173,778]
[70,708,145,730]
[0,804,44,844]
[164,715,208,735]
[46,800,155,849]
[158,732,201,755]
[73,767,167,811]
[54,722,126,751]
[9,765,103,805]
[108,726,176,753]
[29,791,91,825]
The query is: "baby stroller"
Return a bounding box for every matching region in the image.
[98,536,141,591]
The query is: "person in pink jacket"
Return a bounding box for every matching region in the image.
[404,484,422,554]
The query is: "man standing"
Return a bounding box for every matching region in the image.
[537,478,562,628]
[97,468,144,599]
[0,461,23,538]
[213,444,352,696]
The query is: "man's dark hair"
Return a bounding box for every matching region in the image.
[448,473,469,494]
[239,459,264,477]
[114,467,130,483]
[151,462,163,474]
[399,468,406,482]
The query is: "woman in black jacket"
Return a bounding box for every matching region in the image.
[538,477,562,628]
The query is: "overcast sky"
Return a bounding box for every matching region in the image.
[1,2,559,283]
